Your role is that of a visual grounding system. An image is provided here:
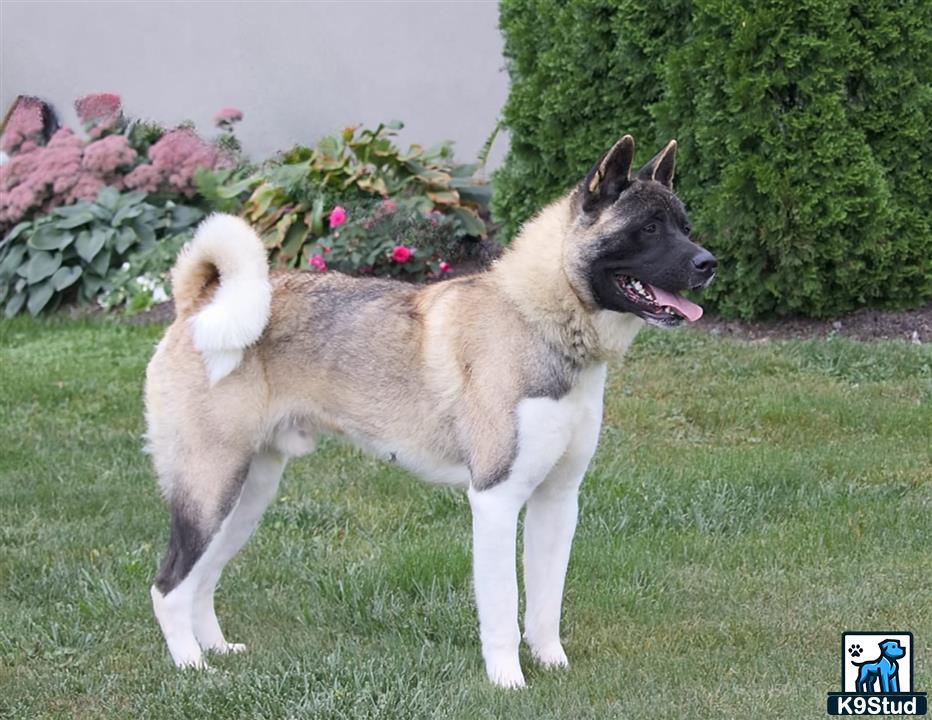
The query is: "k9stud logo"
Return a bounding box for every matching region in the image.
[827,632,927,715]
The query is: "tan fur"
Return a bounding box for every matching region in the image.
[170,244,218,319]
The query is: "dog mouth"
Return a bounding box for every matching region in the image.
[613,274,704,327]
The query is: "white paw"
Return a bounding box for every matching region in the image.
[485,657,526,689]
[530,642,569,669]
[176,655,211,671]
[211,642,247,655]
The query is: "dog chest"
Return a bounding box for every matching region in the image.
[511,363,607,485]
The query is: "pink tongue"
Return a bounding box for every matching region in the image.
[648,284,704,322]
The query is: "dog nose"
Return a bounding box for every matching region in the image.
[691,248,717,276]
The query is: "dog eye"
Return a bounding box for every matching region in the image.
[684,225,692,235]
[642,223,657,234]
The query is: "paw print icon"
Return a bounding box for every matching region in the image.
[848,644,863,658]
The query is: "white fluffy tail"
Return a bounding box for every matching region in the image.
[171,214,271,386]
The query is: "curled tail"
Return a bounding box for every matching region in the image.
[171,214,271,386]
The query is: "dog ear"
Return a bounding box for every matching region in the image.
[581,135,635,213]
[636,139,677,188]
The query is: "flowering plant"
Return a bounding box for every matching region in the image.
[304,198,457,281]
[0,96,48,153]
[212,107,244,155]
[0,94,244,231]
[215,121,489,270]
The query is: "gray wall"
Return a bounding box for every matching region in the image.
[0,0,509,169]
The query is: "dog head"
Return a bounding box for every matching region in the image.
[564,135,716,328]
[880,640,906,660]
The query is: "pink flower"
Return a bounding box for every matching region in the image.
[382,198,397,213]
[328,205,347,228]
[391,245,412,263]
[123,164,161,194]
[439,261,451,274]
[0,96,46,153]
[35,128,82,194]
[65,174,105,203]
[213,107,244,127]
[124,129,221,196]
[322,246,331,254]
[82,135,136,174]
[0,183,39,224]
[0,127,86,223]
[75,93,122,132]
[309,255,328,272]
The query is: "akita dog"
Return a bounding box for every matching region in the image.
[146,135,716,687]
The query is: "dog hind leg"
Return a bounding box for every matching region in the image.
[191,451,286,654]
[150,504,211,668]
[150,452,268,668]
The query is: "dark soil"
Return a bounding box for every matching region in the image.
[695,304,931,343]
[126,300,175,325]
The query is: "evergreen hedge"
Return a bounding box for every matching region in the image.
[494,0,932,318]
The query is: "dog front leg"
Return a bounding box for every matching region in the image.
[881,670,893,694]
[523,479,580,668]
[468,481,531,689]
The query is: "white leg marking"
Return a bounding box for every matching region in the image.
[192,452,286,653]
[468,481,530,689]
[523,364,605,669]
[523,471,583,668]
[151,581,205,668]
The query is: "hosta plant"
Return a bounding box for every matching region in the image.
[0,187,203,316]
[97,232,190,315]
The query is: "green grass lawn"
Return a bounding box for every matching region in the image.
[1,317,930,719]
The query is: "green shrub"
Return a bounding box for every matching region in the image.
[493,0,684,240]
[495,0,932,318]
[0,187,202,316]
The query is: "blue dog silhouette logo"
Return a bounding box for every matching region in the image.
[827,631,927,715]
[851,638,905,693]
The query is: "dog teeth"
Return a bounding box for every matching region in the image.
[629,279,651,301]
[617,276,655,305]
